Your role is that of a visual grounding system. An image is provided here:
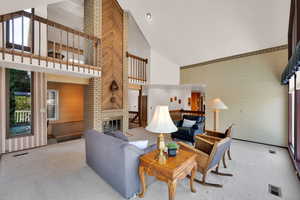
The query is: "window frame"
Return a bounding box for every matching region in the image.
[5,69,34,139]
[47,89,59,121]
[5,8,35,53]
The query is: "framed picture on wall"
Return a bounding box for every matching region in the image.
[170,98,173,102]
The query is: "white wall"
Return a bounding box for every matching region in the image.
[150,49,180,85]
[181,49,288,147]
[128,89,139,112]
[146,86,193,122]
[127,12,151,83]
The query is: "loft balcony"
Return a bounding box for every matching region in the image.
[0,10,101,77]
[127,52,148,86]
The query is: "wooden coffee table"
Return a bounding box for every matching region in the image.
[138,149,197,200]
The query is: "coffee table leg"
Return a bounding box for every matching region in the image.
[190,164,197,193]
[168,179,177,200]
[138,166,146,198]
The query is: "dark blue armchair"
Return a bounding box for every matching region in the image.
[171,115,205,144]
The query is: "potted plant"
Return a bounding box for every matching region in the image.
[167,142,179,157]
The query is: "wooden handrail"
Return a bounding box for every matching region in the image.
[126,52,148,63]
[0,11,100,42]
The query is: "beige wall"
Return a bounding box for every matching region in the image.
[181,49,288,146]
[47,82,84,124]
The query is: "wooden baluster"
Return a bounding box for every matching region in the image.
[2,20,4,60]
[46,23,48,67]
[138,60,140,83]
[72,31,75,71]
[38,21,41,65]
[60,29,62,69]
[95,39,98,74]
[142,60,144,82]
[53,26,56,67]
[30,11,33,64]
[144,61,146,82]
[129,57,133,83]
[77,34,80,71]
[12,15,14,61]
[136,59,138,83]
[66,31,69,70]
[21,15,24,63]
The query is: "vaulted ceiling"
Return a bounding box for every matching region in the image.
[0,0,62,15]
[118,0,290,66]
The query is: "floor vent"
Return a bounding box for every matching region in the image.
[269,149,276,154]
[13,152,29,157]
[268,184,282,197]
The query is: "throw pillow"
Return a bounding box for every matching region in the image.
[182,119,196,128]
[129,140,149,150]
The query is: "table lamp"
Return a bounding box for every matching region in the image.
[207,98,228,131]
[146,105,178,164]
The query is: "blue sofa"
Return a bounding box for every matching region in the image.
[171,115,205,144]
[85,130,155,199]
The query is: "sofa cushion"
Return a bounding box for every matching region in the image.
[183,115,205,124]
[182,119,196,128]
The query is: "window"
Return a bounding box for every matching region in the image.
[6,8,34,52]
[6,69,33,138]
[47,90,59,121]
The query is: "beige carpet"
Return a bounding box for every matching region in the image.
[0,129,299,200]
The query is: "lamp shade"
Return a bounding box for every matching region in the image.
[207,98,228,110]
[146,105,178,134]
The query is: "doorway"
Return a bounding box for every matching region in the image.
[191,92,204,112]
[128,88,147,129]
[47,82,85,144]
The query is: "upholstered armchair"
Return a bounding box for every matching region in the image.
[178,136,233,187]
[171,115,205,144]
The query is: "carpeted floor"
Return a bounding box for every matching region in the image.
[0,128,299,200]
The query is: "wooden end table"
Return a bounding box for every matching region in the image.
[138,149,197,200]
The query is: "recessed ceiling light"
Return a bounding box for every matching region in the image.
[145,13,152,21]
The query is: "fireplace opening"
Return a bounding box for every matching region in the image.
[103,117,122,133]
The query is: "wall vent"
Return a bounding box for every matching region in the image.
[268,184,282,197]
[13,152,29,157]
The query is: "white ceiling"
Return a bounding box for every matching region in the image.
[0,0,62,15]
[118,0,290,66]
[48,0,84,31]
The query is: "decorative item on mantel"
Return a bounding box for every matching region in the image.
[170,98,173,102]
[110,80,119,103]
[207,98,228,131]
[146,106,178,164]
[174,96,177,101]
[178,99,182,104]
[188,97,191,106]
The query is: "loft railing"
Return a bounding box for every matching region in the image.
[126,52,147,84]
[0,10,101,75]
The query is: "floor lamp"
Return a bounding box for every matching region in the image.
[207,98,228,131]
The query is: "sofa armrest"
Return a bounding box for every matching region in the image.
[205,130,226,138]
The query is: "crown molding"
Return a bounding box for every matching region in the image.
[181,45,288,70]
